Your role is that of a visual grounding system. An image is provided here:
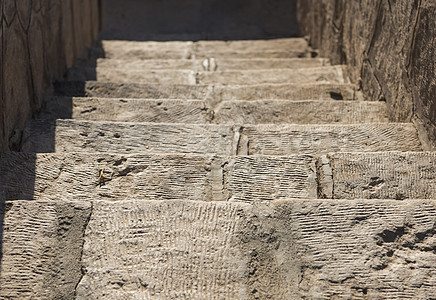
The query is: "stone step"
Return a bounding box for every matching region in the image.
[323,151,436,200]
[96,57,329,71]
[0,200,91,299]
[54,81,359,101]
[3,199,436,299]
[2,152,435,203]
[89,66,347,85]
[78,199,436,299]
[21,120,421,155]
[102,38,310,60]
[0,152,317,202]
[39,97,389,124]
[67,58,330,81]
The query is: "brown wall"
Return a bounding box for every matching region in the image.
[297,0,436,148]
[0,0,100,151]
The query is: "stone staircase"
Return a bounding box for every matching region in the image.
[1,38,436,299]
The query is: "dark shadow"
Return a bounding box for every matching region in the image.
[101,0,300,41]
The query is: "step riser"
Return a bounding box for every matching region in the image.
[54,81,358,101]
[95,58,329,71]
[21,120,422,155]
[0,200,90,299]
[0,153,317,202]
[91,67,346,85]
[39,98,389,125]
[1,152,434,202]
[3,199,436,299]
[102,39,310,60]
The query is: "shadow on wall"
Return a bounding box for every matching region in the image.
[101,0,300,41]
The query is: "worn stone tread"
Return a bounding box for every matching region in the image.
[96,57,329,71]
[3,199,436,299]
[93,66,346,85]
[39,97,389,124]
[76,200,252,299]
[240,123,422,155]
[327,151,436,200]
[0,152,317,202]
[21,120,420,155]
[0,200,91,300]
[102,38,310,60]
[268,199,436,299]
[54,81,359,101]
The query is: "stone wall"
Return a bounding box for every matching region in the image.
[297,0,436,148]
[0,0,100,151]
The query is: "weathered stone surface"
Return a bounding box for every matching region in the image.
[102,38,309,60]
[74,57,328,76]
[76,200,252,299]
[212,100,388,124]
[102,41,194,60]
[269,199,436,299]
[93,66,347,85]
[21,120,236,155]
[410,2,436,149]
[195,38,308,53]
[0,200,91,299]
[240,123,421,155]
[20,120,421,155]
[297,0,436,148]
[97,69,197,85]
[39,97,388,125]
[328,152,436,200]
[0,152,317,202]
[0,0,100,151]
[54,81,359,101]
[3,198,436,299]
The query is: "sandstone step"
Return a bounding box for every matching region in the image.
[91,66,347,85]
[4,199,435,298]
[39,97,389,124]
[102,38,310,60]
[78,199,436,299]
[96,57,329,71]
[102,40,194,60]
[21,120,421,155]
[0,152,317,202]
[194,38,310,52]
[67,58,330,81]
[322,151,436,200]
[0,200,90,299]
[54,81,359,101]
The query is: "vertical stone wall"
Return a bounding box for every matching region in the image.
[0,0,100,151]
[297,0,436,148]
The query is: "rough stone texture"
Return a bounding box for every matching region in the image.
[2,198,436,299]
[77,66,346,86]
[270,199,436,299]
[95,57,329,71]
[54,81,359,101]
[76,200,251,299]
[297,0,436,148]
[102,39,310,60]
[329,152,436,200]
[0,152,317,202]
[0,200,91,299]
[0,0,100,151]
[21,120,421,155]
[101,0,299,40]
[38,97,389,125]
